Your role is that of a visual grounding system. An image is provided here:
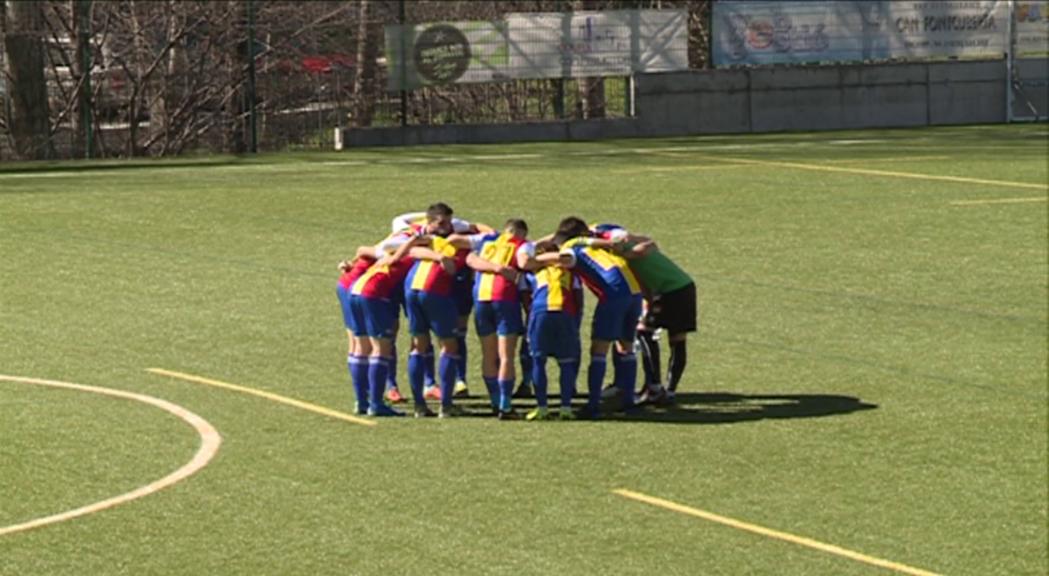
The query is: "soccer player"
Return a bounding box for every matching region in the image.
[403,225,470,418]
[546,216,644,418]
[336,254,376,414]
[520,241,581,421]
[448,219,530,418]
[349,236,428,417]
[591,224,697,403]
[391,204,493,400]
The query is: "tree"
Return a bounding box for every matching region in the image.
[2,0,54,159]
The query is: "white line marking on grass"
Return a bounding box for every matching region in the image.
[949,197,1048,206]
[707,155,1049,190]
[613,489,941,576]
[613,163,752,175]
[829,139,889,145]
[317,160,367,166]
[147,368,376,427]
[467,153,543,160]
[0,374,221,537]
[822,155,950,164]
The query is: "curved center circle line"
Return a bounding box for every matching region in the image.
[0,374,222,537]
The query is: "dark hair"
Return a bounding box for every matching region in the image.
[556,216,589,239]
[426,202,454,221]
[551,232,570,246]
[534,240,558,254]
[504,218,528,235]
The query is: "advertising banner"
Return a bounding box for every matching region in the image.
[713,0,1010,66]
[386,10,689,90]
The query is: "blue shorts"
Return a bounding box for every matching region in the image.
[474,300,524,337]
[336,285,358,334]
[528,311,581,360]
[591,294,643,342]
[406,290,459,339]
[454,271,474,316]
[349,295,397,339]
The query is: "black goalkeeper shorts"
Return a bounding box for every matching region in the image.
[643,282,697,335]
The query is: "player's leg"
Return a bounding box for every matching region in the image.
[365,300,403,417]
[660,282,697,402]
[425,293,462,416]
[453,272,474,397]
[526,353,549,421]
[474,302,501,411]
[524,310,551,421]
[405,290,434,408]
[347,293,374,414]
[385,316,405,404]
[495,300,523,417]
[612,296,643,412]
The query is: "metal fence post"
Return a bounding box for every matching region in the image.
[247,0,258,152]
[399,0,408,127]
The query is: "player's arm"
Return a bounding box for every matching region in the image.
[466,252,518,281]
[445,233,475,250]
[391,212,425,232]
[409,243,457,276]
[628,239,658,257]
[355,245,378,260]
[376,235,424,266]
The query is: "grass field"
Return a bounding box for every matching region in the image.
[1,124,1047,576]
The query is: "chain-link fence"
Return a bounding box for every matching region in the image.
[0,0,712,160]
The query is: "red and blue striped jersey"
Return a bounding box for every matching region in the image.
[471,232,527,302]
[351,257,413,300]
[405,236,467,296]
[559,237,641,301]
[339,257,374,291]
[527,266,579,316]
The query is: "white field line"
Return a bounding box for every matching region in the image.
[0,374,221,537]
[949,197,1048,206]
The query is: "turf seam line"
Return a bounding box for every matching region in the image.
[147,368,376,427]
[0,374,221,537]
[613,489,942,576]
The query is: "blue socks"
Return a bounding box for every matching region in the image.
[614,352,637,409]
[498,379,514,412]
[367,357,389,412]
[483,376,499,410]
[532,355,549,409]
[519,339,533,386]
[348,355,369,412]
[456,332,468,383]
[439,352,458,406]
[558,357,578,409]
[423,350,436,387]
[587,354,607,412]
[387,343,398,390]
[408,351,426,405]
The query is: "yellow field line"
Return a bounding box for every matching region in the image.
[0,374,221,537]
[147,368,376,427]
[705,155,1047,190]
[613,489,941,576]
[949,197,1048,206]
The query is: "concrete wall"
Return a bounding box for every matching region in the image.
[342,59,1032,148]
[1012,58,1049,120]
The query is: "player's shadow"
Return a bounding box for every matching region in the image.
[606,392,877,425]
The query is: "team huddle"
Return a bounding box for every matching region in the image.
[336,203,697,420]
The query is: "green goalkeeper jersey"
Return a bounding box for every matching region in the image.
[623,242,693,295]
